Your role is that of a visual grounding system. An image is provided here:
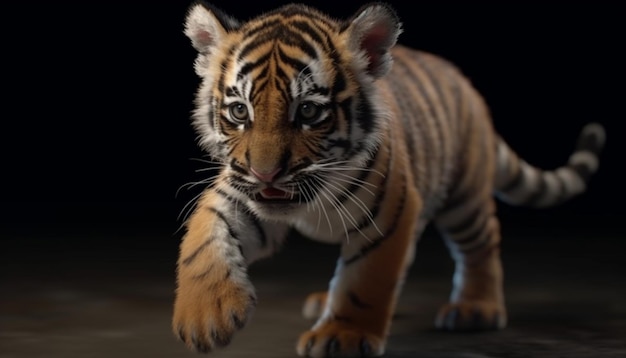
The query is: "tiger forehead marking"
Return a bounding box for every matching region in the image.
[205,9,369,172]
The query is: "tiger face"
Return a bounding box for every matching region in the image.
[185,3,400,220]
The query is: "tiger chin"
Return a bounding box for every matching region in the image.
[172,2,605,357]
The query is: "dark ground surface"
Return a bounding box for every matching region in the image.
[1,218,625,358]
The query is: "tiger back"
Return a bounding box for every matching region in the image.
[173,3,605,357]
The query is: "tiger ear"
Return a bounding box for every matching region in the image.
[184,2,241,54]
[343,3,402,78]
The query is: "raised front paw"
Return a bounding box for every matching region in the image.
[173,277,256,353]
[296,321,385,358]
[302,291,328,320]
[435,300,507,331]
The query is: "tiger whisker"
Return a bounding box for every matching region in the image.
[313,162,385,178]
[301,180,323,230]
[175,173,221,198]
[322,174,377,197]
[189,157,224,166]
[177,190,204,226]
[321,174,382,239]
[308,177,334,237]
[315,175,373,242]
[194,167,220,173]
[312,175,366,244]
[327,171,378,189]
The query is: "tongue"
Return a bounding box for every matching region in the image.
[261,187,290,199]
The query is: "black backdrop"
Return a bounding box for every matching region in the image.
[2,1,624,238]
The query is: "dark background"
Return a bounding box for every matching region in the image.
[2,4,624,357]
[2,1,624,240]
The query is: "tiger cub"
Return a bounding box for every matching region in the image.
[173,2,605,357]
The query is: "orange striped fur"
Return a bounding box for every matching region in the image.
[174,2,605,357]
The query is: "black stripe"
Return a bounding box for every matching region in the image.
[278,5,333,25]
[216,54,235,95]
[207,96,217,129]
[500,163,525,193]
[354,92,376,135]
[279,30,319,60]
[295,66,312,95]
[553,170,569,204]
[576,130,603,154]
[226,175,255,191]
[449,210,490,246]
[346,166,388,234]
[207,207,239,242]
[336,97,353,157]
[336,129,383,205]
[290,20,328,50]
[348,291,372,309]
[225,86,241,98]
[409,56,447,190]
[332,315,351,323]
[568,160,593,182]
[230,158,248,176]
[331,68,347,97]
[276,46,308,73]
[272,76,291,105]
[238,27,279,60]
[251,78,269,103]
[243,19,281,37]
[290,19,346,98]
[439,185,471,216]
[182,238,213,265]
[395,55,438,127]
[250,216,267,248]
[525,172,548,206]
[192,264,214,280]
[326,138,351,151]
[344,178,407,265]
[346,128,393,232]
[388,60,421,170]
[213,190,266,247]
[302,139,323,159]
[392,56,437,193]
[414,56,451,122]
[215,188,235,201]
[446,204,483,237]
[239,52,272,77]
[460,219,495,254]
[288,158,313,175]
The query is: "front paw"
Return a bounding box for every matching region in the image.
[296,321,385,358]
[435,300,506,331]
[302,291,328,320]
[173,277,256,353]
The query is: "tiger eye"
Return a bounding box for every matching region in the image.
[229,103,249,123]
[297,102,321,123]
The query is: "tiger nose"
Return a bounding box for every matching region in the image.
[250,166,282,183]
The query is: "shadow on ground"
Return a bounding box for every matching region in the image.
[1,224,625,358]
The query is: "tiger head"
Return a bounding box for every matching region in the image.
[184,2,401,220]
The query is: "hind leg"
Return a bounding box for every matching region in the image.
[434,195,506,331]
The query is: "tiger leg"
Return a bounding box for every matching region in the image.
[434,195,506,331]
[296,188,421,357]
[173,189,288,352]
[301,224,423,321]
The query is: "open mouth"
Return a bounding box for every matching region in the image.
[254,187,299,202]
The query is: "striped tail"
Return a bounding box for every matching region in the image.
[494,123,606,208]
